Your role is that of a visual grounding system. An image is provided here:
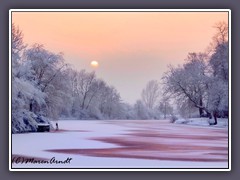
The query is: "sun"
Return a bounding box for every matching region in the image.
[90,61,99,67]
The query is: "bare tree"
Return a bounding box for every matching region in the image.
[12,24,26,62]
[212,21,228,46]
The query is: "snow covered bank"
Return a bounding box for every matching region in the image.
[174,118,228,128]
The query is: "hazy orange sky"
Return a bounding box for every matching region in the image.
[12,11,228,104]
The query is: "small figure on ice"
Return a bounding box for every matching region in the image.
[56,122,59,131]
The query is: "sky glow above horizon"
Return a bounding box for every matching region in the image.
[12,11,228,104]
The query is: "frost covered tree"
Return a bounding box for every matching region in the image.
[23,44,68,118]
[209,21,228,82]
[11,25,49,133]
[141,80,160,109]
[177,99,198,118]
[162,53,210,117]
[73,70,96,110]
[12,24,130,133]
[207,21,229,122]
[158,101,173,119]
[157,90,174,119]
[212,21,228,47]
[184,53,210,117]
[23,44,66,91]
[12,24,26,64]
[162,21,229,125]
[134,100,150,119]
[98,86,123,119]
[207,42,228,120]
[209,42,228,81]
[11,24,71,132]
[63,68,125,120]
[12,24,27,78]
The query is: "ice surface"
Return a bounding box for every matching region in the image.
[11,120,228,169]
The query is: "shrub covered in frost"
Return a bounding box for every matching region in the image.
[11,110,53,133]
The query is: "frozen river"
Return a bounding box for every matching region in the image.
[11,120,229,169]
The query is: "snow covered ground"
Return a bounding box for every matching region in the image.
[11,120,229,169]
[174,118,228,127]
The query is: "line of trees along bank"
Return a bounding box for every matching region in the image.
[11,21,229,133]
[11,24,126,133]
[12,24,163,133]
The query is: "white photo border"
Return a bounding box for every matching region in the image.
[9,9,231,172]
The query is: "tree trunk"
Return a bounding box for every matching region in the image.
[208,111,218,125]
[29,99,33,112]
[164,102,166,119]
[29,102,33,112]
[199,98,204,117]
[203,109,214,125]
[81,94,87,109]
[199,108,204,117]
[207,112,212,119]
[212,111,218,125]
